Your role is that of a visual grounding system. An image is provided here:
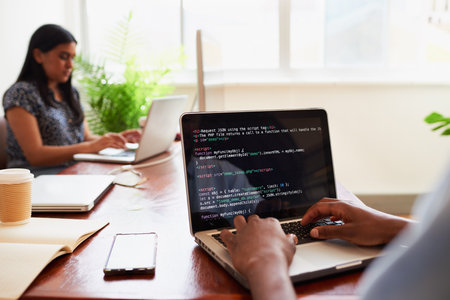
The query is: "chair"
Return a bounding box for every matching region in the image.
[0,116,7,169]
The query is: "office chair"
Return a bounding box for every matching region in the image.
[0,116,7,169]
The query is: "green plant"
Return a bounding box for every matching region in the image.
[424,112,450,136]
[74,12,174,134]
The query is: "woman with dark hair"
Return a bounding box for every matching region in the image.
[2,24,140,175]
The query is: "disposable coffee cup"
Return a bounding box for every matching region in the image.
[0,168,34,225]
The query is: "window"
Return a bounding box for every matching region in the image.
[83,0,180,65]
[82,0,450,79]
[323,0,386,67]
[182,0,279,69]
[290,0,324,67]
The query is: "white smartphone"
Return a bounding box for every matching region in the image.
[103,232,157,275]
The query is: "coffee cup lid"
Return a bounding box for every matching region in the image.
[0,169,34,184]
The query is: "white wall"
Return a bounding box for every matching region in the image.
[203,82,450,196]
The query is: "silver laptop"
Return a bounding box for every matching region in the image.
[32,175,115,212]
[74,95,188,164]
[180,109,381,288]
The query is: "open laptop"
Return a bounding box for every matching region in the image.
[32,174,115,212]
[74,95,188,164]
[180,109,381,288]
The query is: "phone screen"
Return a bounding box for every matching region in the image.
[104,232,157,275]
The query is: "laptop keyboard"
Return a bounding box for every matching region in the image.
[98,148,135,157]
[212,218,344,247]
[111,150,135,157]
[280,218,344,244]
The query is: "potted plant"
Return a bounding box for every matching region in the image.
[74,12,175,134]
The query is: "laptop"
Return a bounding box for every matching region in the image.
[180,109,381,288]
[74,95,188,164]
[32,174,115,212]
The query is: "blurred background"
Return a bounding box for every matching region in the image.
[1,0,449,213]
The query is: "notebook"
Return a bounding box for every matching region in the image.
[74,95,188,164]
[32,175,115,212]
[180,109,381,288]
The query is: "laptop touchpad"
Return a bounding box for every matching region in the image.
[289,240,381,275]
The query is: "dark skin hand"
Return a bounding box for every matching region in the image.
[220,215,297,300]
[301,198,414,246]
[217,198,414,300]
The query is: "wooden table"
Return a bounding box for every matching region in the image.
[22,143,363,300]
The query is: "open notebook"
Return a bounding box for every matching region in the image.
[0,218,108,300]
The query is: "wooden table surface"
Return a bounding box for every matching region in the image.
[22,143,363,300]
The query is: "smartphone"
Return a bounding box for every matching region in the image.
[103,232,157,275]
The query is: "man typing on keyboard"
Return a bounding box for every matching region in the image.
[220,197,415,300]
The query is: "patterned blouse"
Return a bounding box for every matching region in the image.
[2,81,84,171]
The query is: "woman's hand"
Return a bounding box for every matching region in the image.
[301,198,414,246]
[120,129,141,143]
[86,133,128,153]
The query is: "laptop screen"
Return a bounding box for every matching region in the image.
[181,109,336,233]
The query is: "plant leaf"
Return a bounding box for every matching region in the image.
[432,124,447,131]
[74,12,176,134]
[424,112,444,124]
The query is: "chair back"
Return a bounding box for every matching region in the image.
[0,116,7,169]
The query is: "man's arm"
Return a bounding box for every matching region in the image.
[220,215,297,300]
[301,198,415,246]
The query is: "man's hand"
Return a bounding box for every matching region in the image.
[301,198,413,246]
[220,215,297,300]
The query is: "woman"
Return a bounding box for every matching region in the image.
[2,24,140,175]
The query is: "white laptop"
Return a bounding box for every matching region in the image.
[180,109,381,288]
[74,95,188,164]
[32,175,115,212]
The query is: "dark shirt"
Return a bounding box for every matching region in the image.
[2,81,84,173]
